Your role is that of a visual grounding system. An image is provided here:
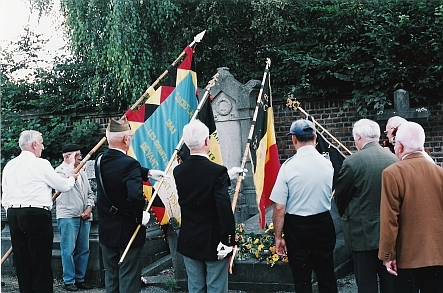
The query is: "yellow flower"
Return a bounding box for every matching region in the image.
[272,254,279,262]
[254,238,259,244]
[258,244,264,251]
[282,256,289,263]
[246,244,252,250]
[254,251,260,258]
[269,246,276,254]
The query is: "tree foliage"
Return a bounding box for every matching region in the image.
[1,28,100,168]
[2,0,443,167]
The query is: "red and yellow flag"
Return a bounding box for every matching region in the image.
[125,46,198,225]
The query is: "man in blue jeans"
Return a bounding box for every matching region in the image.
[56,144,95,291]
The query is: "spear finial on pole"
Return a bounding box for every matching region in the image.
[1,31,207,265]
[193,30,206,44]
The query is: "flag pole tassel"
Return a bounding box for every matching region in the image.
[286,96,352,156]
[118,73,219,265]
[231,58,272,214]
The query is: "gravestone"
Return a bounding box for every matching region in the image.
[209,67,262,223]
[206,67,352,291]
[376,89,430,121]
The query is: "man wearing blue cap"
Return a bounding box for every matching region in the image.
[56,143,95,291]
[271,119,338,293]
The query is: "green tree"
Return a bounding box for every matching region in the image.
[3,0,443,168]
[1,29,101,168]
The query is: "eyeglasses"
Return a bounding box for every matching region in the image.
[384,126,399,135]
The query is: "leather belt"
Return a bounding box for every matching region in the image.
[8,205,51,211]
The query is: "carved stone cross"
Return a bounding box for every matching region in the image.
[376,89,430,121]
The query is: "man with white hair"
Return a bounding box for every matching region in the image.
[384,116,434,163]
[335,119,398,293]
[2,130,78,293]
[379,121,443,293]
[384,116,407,147]
[173,119,236,293]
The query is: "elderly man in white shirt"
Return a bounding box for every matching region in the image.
[2,130,77,293]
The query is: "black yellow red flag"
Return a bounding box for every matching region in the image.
[249,73,280,230]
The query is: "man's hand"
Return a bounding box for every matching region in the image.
[80,206,92,220]
[227,167,248,180]
[383,259,398,276]
[148,170,167,181]
[141,211,150,226]
[217,242,233,260]
[275,237,287,256]
[69,173,79,180]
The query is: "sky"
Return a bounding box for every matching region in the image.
[0,0,66,77]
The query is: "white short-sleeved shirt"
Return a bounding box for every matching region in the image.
[270,145,333,216]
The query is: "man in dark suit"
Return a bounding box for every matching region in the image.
[335,119,398,293]
[173,119,236,293]
[95,117,165,293]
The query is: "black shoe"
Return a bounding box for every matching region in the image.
[64,284,78,291]
[75,282,92,290]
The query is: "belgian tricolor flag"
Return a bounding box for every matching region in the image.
[249,71,280,230]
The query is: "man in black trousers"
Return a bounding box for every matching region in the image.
[95,117,165,293]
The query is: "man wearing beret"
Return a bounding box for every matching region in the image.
[56,144,95,291]
[271,119,338,293]
[95,117,166,293]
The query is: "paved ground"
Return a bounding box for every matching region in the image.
[0,273,357,293]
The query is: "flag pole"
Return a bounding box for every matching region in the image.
[231,58,272,213]
[118,73,219,265]
[50,30,206,203]
[286,96,353,155]
[1,31,207,266]
[127,30,206,112]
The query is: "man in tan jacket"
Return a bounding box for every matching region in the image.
[379,121,443,293]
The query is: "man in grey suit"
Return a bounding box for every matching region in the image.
[335,119,398,293]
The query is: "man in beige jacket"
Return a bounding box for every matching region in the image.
[379,121,443,293]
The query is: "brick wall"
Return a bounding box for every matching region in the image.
[79,96,442,167]
[272,96,443,167]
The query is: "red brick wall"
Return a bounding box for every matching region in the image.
[85,96,442,167]
[272,97,443,167]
